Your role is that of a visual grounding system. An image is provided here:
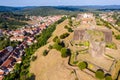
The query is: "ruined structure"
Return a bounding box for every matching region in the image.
[73,28,112,57]
[73,29,112,42]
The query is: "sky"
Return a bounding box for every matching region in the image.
[0,0,120,7]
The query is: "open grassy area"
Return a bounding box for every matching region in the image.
[30,15,120,80]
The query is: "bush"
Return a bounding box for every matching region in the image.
[78,61,88,70]
[68,27,73,32]
[64,25,68,29]
[95,69,104,79]
[43,50,49,56]
[115,34,120,40]
[79,41,89,47]
[69,19,73,26]
[53,43,62,51]
[73,61,78,64]
[56,38,61,44]
[61,48,68,58]
[53,36,58,42]
[31,56,37,61]
[105,75,112,80]
[106,42,117,49]
[60,33,69,39]
[48,45,53,49]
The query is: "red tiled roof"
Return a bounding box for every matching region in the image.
[0,76,4,80]
[1,57,14,68]
[0,71,4,75]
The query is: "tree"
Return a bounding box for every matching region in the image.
[53,42,62,51]
[105,74,112,80]
[95,69,104,79]
[78,61,88,70]
[68,27,73,32]
[60,33,69,39]
[48,45,53,49]
[31,56,37,61]
[69,19,73,26]
[64,25,68,29]
[115,34,120,40]
[43,50,49,56]
[105,75,112,80]
[53,36,58,42]
[61,48,69,58]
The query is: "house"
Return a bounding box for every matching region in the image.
[0,46,13,66]
[0,69,4,80]
[1,57,16,69]
[0,76,4,80]
[10,36,25,42]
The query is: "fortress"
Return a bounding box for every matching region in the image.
[73,13,112,57]
[73,27,112,57]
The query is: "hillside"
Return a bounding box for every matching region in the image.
[0,12,28,30]
[17,7,79,16]
[0,6,120,16]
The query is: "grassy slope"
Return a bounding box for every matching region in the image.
[30,19,96,80]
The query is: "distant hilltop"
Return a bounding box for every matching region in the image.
[0,5,120,12]
[0,5,120,16]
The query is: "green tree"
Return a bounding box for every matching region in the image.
[68,27,73,32]
[43,50,49,56]
[60,33,69,39]
[95,69,104,79]
[48,45,53,49]
[53,42,62,51]
[69,19,73,26]
[61,48,68,58]
[105,75,112,80]
[78,61,88,70]
[64,25,68,29]
[31,56,37,61]
[53,36,58,42]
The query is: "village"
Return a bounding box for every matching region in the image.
[0,11,120,80]
[0,15,62,80]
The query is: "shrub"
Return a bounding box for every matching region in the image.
[68,27,73,32]
[73,61,78,64]
[64,25,68,29]
[106,42,117,49]
[61,48,69,58]
[75,77,79,80]
[48,45,53,49]
[95,69,104,79]
[31,56,37,61]
[53,43,62,51]
[78,61,88,70]
[105,75,112,80]
[43,50,49,56]
[60,33,69,39]
[59,41,65,47]
[56,38,61,44]
[115,34,120,40]
[53,36,58,42]
[69,19,73,26]
[79,41,89,47]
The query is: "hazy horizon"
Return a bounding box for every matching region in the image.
[0,0,120,7]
